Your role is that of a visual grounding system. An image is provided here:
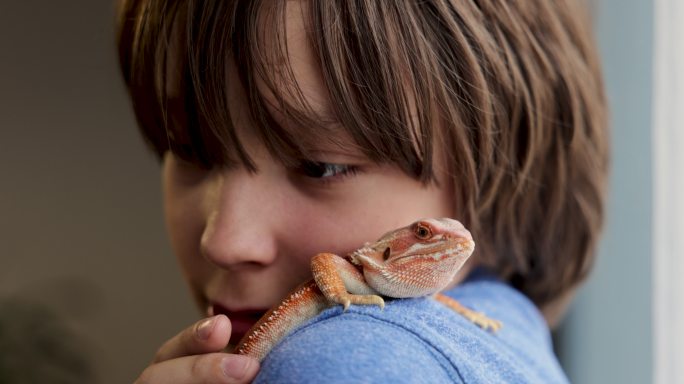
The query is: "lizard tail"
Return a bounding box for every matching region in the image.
[234,281,330,361]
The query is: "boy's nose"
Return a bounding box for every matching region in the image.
[199,170,278,269]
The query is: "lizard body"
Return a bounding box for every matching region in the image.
[235,218,501,361]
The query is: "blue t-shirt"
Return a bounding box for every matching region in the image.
[254,269,569,383]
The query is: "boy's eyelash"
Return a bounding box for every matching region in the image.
[296,160,360,182]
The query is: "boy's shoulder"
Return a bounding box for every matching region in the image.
[254,269,569,384]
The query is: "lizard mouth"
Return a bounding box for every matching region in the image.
[391,237,475,262]
[350,238,474,267]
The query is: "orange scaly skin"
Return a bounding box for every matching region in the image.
[235,218,502,361]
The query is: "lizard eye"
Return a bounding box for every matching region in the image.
[383,247,391,260]
[414,223,432,240]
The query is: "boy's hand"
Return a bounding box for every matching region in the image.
[134,315,260,383]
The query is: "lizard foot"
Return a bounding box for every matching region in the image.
[460,311,503,332]
[334,293,385,311]
[434,294,502,332]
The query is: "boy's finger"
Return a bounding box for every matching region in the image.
[135,353,259,384]
[153,315,231,363]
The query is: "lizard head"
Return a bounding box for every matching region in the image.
[348,218,475,298]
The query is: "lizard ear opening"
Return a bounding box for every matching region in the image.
[383,247,391,260]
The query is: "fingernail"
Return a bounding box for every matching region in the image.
[221,355,256,380]
[196,316,217,340]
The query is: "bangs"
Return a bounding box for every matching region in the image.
[119,0,611,307]
[117,0,454,181]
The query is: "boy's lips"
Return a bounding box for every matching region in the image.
[210,304,266,344]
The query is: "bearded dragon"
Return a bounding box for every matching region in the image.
[235,218,502,361]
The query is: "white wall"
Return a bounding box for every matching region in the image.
[652,0,684,382]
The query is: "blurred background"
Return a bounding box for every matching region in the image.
[0,0,681,383]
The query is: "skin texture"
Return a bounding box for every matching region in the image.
[135,3,470,383]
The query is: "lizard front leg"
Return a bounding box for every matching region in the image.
[311,253,385,310]
[236,253,384,361]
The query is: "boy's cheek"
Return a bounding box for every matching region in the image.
[161,182,214,293]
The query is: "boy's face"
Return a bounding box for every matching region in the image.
[161,3,460,345]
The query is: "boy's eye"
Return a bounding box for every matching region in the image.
[298,160,358,179]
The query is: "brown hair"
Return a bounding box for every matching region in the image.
[117,0,608,309]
